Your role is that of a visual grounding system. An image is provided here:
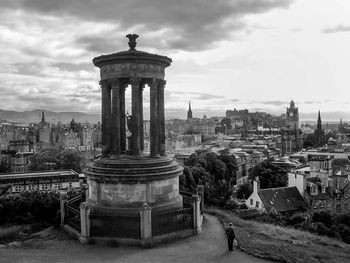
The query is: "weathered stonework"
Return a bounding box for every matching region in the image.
[84,34,183,216]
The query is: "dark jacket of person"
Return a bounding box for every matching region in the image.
[226,226,235,239]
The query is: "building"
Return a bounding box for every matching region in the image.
[37,111,52,150]
[314,111,325,146]
[245,177,309,214]
[0,150,33,173]
[0,169,80,194]
[288,154,350,215]
[280,100,303,154]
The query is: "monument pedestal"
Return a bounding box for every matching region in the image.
[85,155,183,212]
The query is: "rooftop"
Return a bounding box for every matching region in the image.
[0,170,78,181]
[259,186,309,213]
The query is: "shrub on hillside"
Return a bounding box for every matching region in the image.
[312,211,333,228]
[286,213,310,227]
[0,191,60,226]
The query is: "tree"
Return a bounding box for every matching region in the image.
[248,159,287,189]
[182,149,237,207]
[59,150,86,173]
[29,148,86,173]
[236,182,253,199]
[0,162,10,173]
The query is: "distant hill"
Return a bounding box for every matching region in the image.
[0,109,100,124]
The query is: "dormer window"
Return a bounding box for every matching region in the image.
[311,185,318,195]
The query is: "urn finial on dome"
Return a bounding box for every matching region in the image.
[126,34,139,51]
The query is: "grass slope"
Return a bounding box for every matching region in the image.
[208,208,350,263]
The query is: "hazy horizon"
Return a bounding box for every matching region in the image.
[0,108,349,124]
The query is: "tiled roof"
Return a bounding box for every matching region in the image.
[333,158,350,166]
[258,186,309,213]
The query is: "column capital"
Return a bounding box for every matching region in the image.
[109,78,120,88]
[150,78,158,88]
[99,80,109,89]
[158,79,166,87]
[130,77,142,86]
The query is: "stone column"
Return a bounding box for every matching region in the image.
[111,79,121,156]
[139,84,144,152]
[197,185,204,215]
[59,191,68,229]
[131,77,141,156]
[120,85,126,153]
[140,203,152,241]
[157,80,166,155]
[100,80,111,157]
[150,79,159,157]
[192,194,202,234]
[79,202,90,244]
[81,183,88,201]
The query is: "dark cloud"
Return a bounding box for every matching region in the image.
[1,0,293,51]
[75,34,125,54]
[322,24,350,34]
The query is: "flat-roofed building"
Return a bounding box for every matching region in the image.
[0,169,80,194]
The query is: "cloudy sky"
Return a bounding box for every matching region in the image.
[0,0,349,121]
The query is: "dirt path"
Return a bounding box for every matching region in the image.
[0,215,270,263]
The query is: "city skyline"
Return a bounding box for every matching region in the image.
[0,0,349,121]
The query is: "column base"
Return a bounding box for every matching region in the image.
[150,153,161,158]
[111,154,122,159]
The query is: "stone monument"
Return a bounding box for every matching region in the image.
[84,34,183,219]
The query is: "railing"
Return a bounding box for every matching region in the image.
[64,191,84,232]
[180,190,194,207]
[89,212,141,239]
[65,203,81,232]
[151,206,193,237]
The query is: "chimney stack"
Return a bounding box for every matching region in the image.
[253,176,260,193]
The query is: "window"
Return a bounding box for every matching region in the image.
[255,201,259,208]
[311,186,318,195]
[53,183,61,189]
[14,185,22,192]
[41,184,50,191]
[250,199,253,205]
[28,185,35,191]
[336,193,341,200]
[336,204,341,213]
[345,203,349,211]
[323,161,328,170]
[68,182,73,188]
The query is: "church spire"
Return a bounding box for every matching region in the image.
[317,110,322,131]
[187,101,193,120]
[41,110,45,124]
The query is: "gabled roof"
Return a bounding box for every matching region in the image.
[258,186,309,213]
[333,157,350,166]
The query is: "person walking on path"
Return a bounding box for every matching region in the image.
[225,223,236,251]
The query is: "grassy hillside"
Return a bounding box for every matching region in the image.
[208,208,350,263]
